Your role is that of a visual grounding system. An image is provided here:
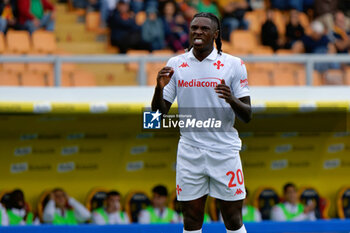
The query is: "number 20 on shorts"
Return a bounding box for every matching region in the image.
[226,169,244,188]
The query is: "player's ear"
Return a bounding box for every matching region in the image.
[214,29,219,40]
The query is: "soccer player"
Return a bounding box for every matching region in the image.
[151,12,251,233]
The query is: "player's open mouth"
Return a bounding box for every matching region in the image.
[193,38,204,45]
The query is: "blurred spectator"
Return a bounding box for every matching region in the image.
[293,21,339,72]
[285,9,305,49]
[0,0,18,33]
[248,0,265,10]
[87,0,101,12]
[138,185,179,223]
[92,191,129,225]
[270,0,304,12]
[328,11,350,53]
[261,9,280,51]
[142,7,165,51]
[108,0,150,53]
[221,0,249,41]
[175,0,197,23]
[18,0,55,34]
[193,0,220,18]
[7,189,39,225]
[271,183,316,221]
[161,1,189,52]
[43,188,91,224]
[0,203,9,226]
[314,0,338,32]
[242,189,261,222]
[100,0,118,27]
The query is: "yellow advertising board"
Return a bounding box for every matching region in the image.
[0,101,349,217]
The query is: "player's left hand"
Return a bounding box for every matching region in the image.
[215,79,234,104]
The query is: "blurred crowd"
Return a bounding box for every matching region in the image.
[0,182,329,226]
[0,0,55,33]
[62,0,350,57]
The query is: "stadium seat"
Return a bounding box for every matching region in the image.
[86,11,101,32]
[245,11,262,35]
[124,191,151,223]
[32,31,57,54]
[298,12,311,35]
[72,70,97,86]
[20,73,46,86]
[6,30,31,54]
[135,11,147,26]
[0,72,20,86]
[37,190,51,222]
[252,46,274,55]
[253,187,280,220]
[272,69,298,86]
[2,63,26,74]
[151,49,174,55]
[248,69,272,86]
[276,49,293,55]
[324,69,344,85]
[299,187,330,219]
[147,62,165,86]
[230,30,258,54]
[126,50,150,71]
[344,68,350,85]
[27,63,53,74]
[85,188,108,211]
[0,32,5,54]
[273,10,286,36]
[47,72,72,87]
[86,12,108,35]
[337,186,350,219]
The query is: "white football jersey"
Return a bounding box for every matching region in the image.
[163,48,250,153]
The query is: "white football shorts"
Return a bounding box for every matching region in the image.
[176,141,246,201]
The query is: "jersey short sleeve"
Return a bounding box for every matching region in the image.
[163,58,177,103]
[230,59,250,99]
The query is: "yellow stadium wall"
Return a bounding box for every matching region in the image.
[0,103,349,218]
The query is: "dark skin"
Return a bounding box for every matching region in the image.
[151,16,251,231]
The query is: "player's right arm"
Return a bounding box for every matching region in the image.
[151,66,174,114]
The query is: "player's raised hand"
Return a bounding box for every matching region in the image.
[156,67,174,89]
[215,79,234,104]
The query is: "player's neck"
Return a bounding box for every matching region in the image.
[193,46,214,62]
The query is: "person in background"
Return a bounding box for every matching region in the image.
[242,189,261,222]
[0,0,18,33]
[285,9,305,49]
[261,9,280,51]
[43,188,91,225]
[270,0,304,12]
[92,191,129,225]
[220,0,249,41]
[17,0,55,34]
[161,0,189,52]
[271,183,316,221]
[108,0,150,53]
[138,185,179,223]
[142,7,165,51]
[193,0,220,18]
[292,21,339,72]
[6,189,39,225]
[328,10,350,54]
[0,203,9,226]
[314,0,338,32]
